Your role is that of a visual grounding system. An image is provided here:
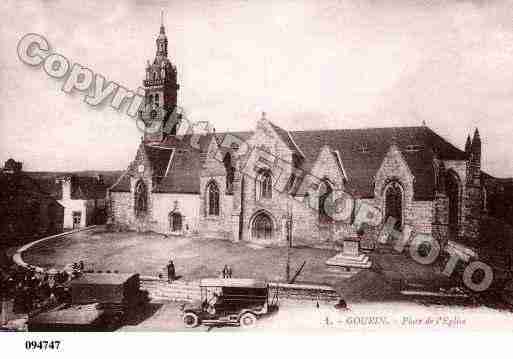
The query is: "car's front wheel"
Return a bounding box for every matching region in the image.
[183,312,200,328]
[239,312,257,328]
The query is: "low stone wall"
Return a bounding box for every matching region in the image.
[269,282,340,303]
[140,276,340,303]
[140,277,201,302]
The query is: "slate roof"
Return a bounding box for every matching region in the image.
[30,175,109,200]
[290,126,466,199]
[110,126,468,200]
[0,171,63,204]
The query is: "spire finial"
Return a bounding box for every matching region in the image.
[160,10,165,34]
[261,111,266,120]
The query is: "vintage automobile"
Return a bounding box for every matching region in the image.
[182,278,279,328]
[27,272,149,331]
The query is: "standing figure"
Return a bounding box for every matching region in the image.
[222,265,229,278]
[167,260,175,283]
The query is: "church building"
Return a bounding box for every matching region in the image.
[109,23,508,249]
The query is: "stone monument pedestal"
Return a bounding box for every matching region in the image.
[325,238,372,269]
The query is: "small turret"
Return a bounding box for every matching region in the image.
[464,134,472,157]
[471,128,481,166]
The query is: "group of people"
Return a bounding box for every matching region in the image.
[0,265,72,314]
[221,265,233,279]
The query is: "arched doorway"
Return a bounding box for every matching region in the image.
[251,212,273,241]
[169,212,182,232]
[445,171,460,239]
[385,181,403,229]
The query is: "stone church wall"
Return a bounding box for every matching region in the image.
[151,193,200,235]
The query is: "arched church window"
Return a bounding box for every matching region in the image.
[155,94,159,108]
[223,153,234,194]
[134,180,148,217]
[257,170,272,200]
[207,181,220,216]
[251,212,273,241]
[384,181,403,229]
[319,180,333,224]
[482,187,488,212]
[445,172,460,239]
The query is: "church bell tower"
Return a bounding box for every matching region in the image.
[140,13,180,142]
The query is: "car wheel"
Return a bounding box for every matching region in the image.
[183,312,200,328]
[239,312,257,328]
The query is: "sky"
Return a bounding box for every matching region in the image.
[0,0,512,177]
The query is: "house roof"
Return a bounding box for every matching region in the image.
[0,172,63,206]
[28,171,121,200]
[110,126,468,200]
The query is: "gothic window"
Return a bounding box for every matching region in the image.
[169,212,182,232]
[134,180,148,217]
[223,152,234,194]
[148,94,153,106]
[257,170,272,200]
[482,187,488,212]
[207,181,220,216]
[251,212,273,240]
[445,172,460,239]
[155,94,160,108]
[385,181,403,229]
[319,180,333,224]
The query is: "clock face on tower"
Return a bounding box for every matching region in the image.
[138,164,145,173]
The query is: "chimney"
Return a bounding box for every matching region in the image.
[59,175,72,200]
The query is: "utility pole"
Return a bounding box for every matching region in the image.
[285,199,292,282]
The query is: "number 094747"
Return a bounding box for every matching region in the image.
[25,340,61,350]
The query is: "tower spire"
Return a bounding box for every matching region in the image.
[156,11,168,58]
[160,10,164,33]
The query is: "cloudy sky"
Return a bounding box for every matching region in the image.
[1,0,513,177]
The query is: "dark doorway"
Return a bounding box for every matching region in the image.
[170,212,182,232]
[72,211,82,229]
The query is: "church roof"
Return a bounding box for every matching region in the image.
[290,126,466,199]
[110,126,467,200]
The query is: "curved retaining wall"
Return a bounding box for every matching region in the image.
[12,226,98,271]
